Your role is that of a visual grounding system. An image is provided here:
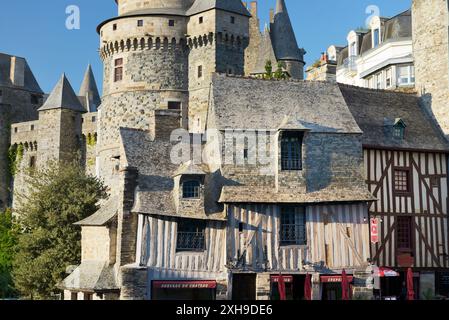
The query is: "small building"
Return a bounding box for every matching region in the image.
[341,84,449,299]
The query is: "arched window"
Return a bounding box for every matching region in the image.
[183,180,200,199]
[281,132,303,171]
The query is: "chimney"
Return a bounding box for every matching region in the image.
[269,8,274,23]
[10,56,25,87]
[152,109,181,140]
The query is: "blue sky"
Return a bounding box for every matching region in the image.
[0,0,411,94]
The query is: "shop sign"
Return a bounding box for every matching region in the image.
[153,281,217,289]
[371,218,379,244]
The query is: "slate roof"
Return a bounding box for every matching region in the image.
[79,64,101,112]
[270,0,301,61]
[119,128,225,221]
[209,74,362,134]
[0,53,42,93]
[219,186,376,204]
[187,0,251,16]
[75,197,118,226]
[339,84,449,152]
[38,74,86,112]
[59,261,118,292]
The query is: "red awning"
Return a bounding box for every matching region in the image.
[321,275,354,283]
[271,275,294,283]
[152,280,217,289]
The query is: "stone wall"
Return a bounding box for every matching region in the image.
[244,1,262,76]
[412,0,449,137]
[0,103,11,209]
[81,225,117,264]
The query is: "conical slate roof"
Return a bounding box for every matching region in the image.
[79,64,101,112]
[38,74,85,112]
[187,0,250,16]
[270,0,301,61]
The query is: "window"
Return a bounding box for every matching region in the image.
[394,169,411,193]
[243,148,249,160]
[114,58,123,82]
[199,16,204,24]
[29,156,36,169]
[197,65,203,78]
[71,292,78,300]
[373,28,380,47]
[349,41,357,56]
[14,127,18,133]
[397,65,415,86]
[168,19,175,27]
[231,16,235,24]
[137,20,143,27]
[397,216,413,252]
[92,116,96,122]
[183,180,200,199]
[375,72,382,89]
[113,24,117,31]
[168,101,181,110]
[386,68,392,88]
[176,219,206,252]
[281,132,303,171]
[280,206,306,246]
[393,125,405,139]
[30,124,34,131]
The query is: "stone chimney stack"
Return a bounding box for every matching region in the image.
[10,56,25,87]
[151,109,181,141]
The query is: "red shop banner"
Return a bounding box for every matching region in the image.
[152,280,217,289]
[271,275,294,283]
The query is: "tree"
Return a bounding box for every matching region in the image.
[12,162,107,299]
[274,61,289,80]
[0,208,17,298]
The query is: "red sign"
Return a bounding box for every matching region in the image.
[371,218,379,244]
[152,280,217,289]
[321,275,354,283]
[271,275,293,283]
[397,254,415,268]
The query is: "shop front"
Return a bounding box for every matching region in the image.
[151,280,217,300]
[270,275,306,300]
[320,275,354,300]
[372,267,420,300]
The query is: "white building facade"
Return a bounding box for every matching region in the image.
[333,11,415,90]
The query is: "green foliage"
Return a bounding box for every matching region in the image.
[273,61,289,80]
[0,208,18,298]
[86,134,97,148]
[12,162,107,299]
[264,60,273,79]
[264,60,289,80]
[8,144,24,177]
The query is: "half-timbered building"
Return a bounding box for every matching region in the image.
[341,84,449,299]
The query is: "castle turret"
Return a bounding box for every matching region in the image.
[270,0,305,79]
[98,0,189,188]
[186,0,250,132]
[412,0,449,137]
[37,74,85,165]
[79,64,101,112]
[115,0,195,16]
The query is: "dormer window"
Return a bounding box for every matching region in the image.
[349,42,357,57]
[393,119,406,139]
[373,28,380,47]
[281,131,303,171]
[183,180,201,199]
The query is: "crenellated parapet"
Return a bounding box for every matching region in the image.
[100,36,188,60]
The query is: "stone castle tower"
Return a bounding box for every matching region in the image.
[412,0,449,137]
[96,0,304,189]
